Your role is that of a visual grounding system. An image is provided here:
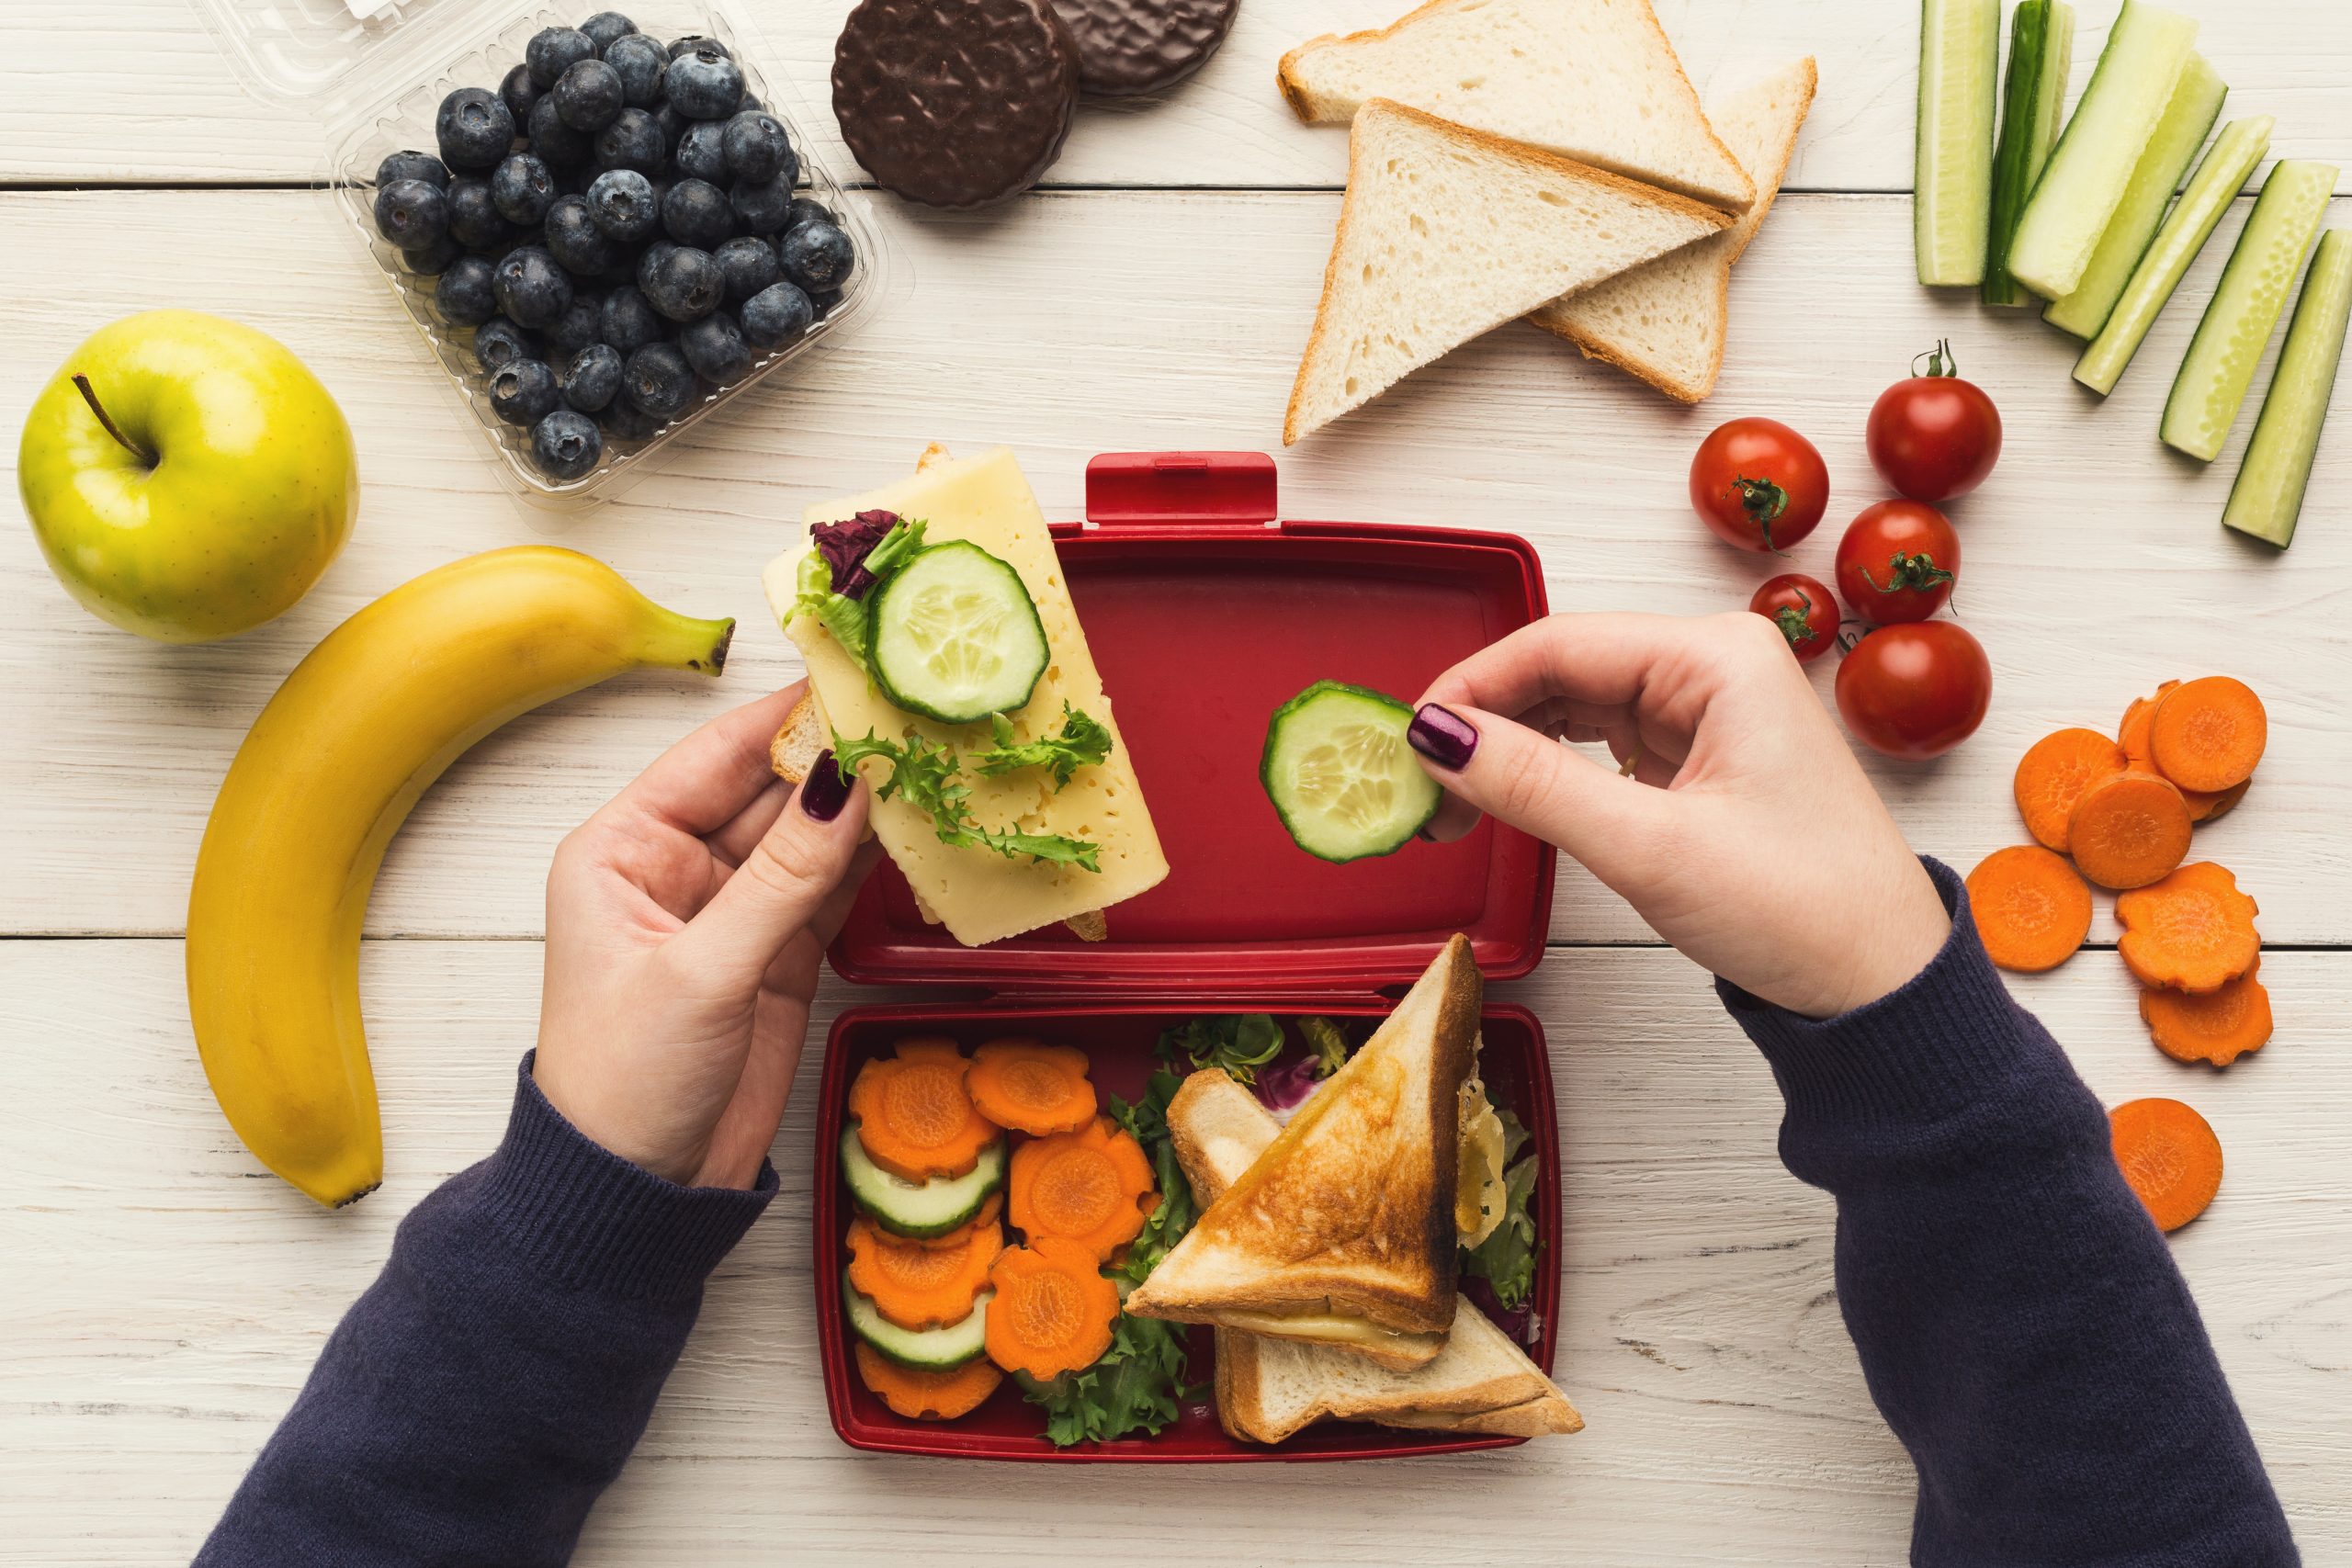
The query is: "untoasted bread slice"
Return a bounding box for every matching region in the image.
[1125,935,1482,1348]
[1277,0,1752,211]
[1283,100,1731,446]
[1368,1393,1582,1437]
[1531,59,1816,402]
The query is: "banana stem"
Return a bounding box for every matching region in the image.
[641,612,735,675]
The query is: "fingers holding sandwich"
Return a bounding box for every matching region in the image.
[677,748,874,989]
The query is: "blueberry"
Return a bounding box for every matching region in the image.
[544,196,616,276]
[474,315,538,372]
[546,293,605,358]
[637,239,678,284]
[674,120,729,185]
[526,93,594,167]
[435,86,515,173]
[594,108,665,175]
[713,234,782,303]
[650,101,687,153]
[809,288,842,321]
[625,342,699,417]
[445,178,510,249]
[497,63,543,129]
[720,110,794,184]
[729,175,794,236]
[600,285,665,355]
[639,244,724,321]
[660,178,733,247]
[526,27,596,88]
[435,255,499,326]
[584,168,659,243]
[739,281,813,350]
[667,34,729,59]
[554,58,624,133]
[580,10,638,50]
[531,409,605,481]
[778,220,855,291]
[602,33,667,107]
[377,149,449,189]
[373,177,448,248]
[399,234,466,276]
[492,245,573,328]
[666,46,744,120]
[489,357,562,426]
[559,343,627,412]
[598,396,664,442]
[489,153,555,226]
[678,309,752,386]
[784,198,837,233]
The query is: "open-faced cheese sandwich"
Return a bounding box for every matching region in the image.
[1125,934,1482,1369]
[762,446,1168,946]
[1170,1067,1579,1443]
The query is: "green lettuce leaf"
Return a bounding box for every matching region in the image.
[1297,1016,1351,1077]
[786,517,928,672]
[1155,1014,1285,1085]
[1462,1122,1539,1310]
[974,705,1114,788]
[831,729,1101,872]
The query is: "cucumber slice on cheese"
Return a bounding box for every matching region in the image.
[867,541,1049,725]
[844,1273,990,1371]
[1915,0,2001,287]
[2223,229,2352,548]
[1261,681,1441,863]
[841,1124,1006,1239]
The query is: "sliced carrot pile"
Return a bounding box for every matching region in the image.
[2142,957,2272,1067]
[1966,846,2093,972]
[848,1037,999,1182]
[2149,677,2267,793]
[2116,862,2261,994]
[896,1191,1003,1252]
[1009,1118,1156,1260]
[2013,728,2129,852]
[847,1214,1003,1330]
[854,1341,1003,1420]
[984,1236,1120,1379]
[2109,1097,2223,1233]
[967,1039,1097,1135]
[2116,681,2181,769]
[2068,772,2192,891]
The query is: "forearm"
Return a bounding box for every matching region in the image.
[196,1055,773,1568]
[1722,859,2295,1567]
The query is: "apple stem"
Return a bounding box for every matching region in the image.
[71,374,155,467]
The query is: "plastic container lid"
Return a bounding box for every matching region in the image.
[188,0,526,117]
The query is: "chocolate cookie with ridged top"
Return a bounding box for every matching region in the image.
[1048,0,1238,96]
[832,0,1081,209]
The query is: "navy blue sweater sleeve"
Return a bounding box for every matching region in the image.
[195,1055,773,1568]
[1721,858,2294,1568]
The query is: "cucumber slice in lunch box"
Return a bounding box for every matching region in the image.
[844,1272,990,1371]
[2074,116,2272,394]
[1983,0,2076,308]
[1915,0,2001,288]
[867,541,1049,725]
[2043,52,2226,338]
[1261,681,1442,863]
[2007,0,2200,302]
[2223,230,2352,548]
[2161,160,2339,462]
[842,1124,1007,1239]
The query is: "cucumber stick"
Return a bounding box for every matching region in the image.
[1984,1,2076,306]
[2008,1,2199,300]
[2222,230,2352,547]
[2043,52,2226,337]
[1916,0,2000,287]
[2075,116,2273,395]
[2161,160,2339,462]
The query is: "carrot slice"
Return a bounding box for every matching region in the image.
[1009,1117,1157,1260]
[2141,956,2272,1066]
[2117,680,2181,768]
[2068,772,2192,890]
[2149,677,2267,793]
[2186,777,2251,824]
[967,1039,1097,1135]
[847,1213,1003,1330]
[854,1340,1003,1420]
[2013,728,2129,852]
[2116,862,2261,994]
[984,1236,1120,1380]
[848,1037,999,1183]
[2109,1098,2223,1233]
[1966,846,2093,972]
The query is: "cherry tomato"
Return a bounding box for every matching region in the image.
[1867,340,2002,502]
[1749,573,1838,662]
[1689,417,1829,553]
[1835,500,1961,625]
[1835,621,1993,760]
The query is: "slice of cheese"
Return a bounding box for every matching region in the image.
[762,446,1170,946]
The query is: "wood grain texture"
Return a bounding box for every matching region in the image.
[5,0,2351,191]
[0,939,2344,1564]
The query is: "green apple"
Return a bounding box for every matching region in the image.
[17,310,359,642]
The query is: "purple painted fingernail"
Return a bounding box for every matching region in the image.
[1408,704,1478,771]
[799,749,850,821]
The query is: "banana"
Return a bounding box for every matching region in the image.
[187,547,733,1207]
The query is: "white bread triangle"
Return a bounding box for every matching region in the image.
[1283,99,1731,446]
[1277,0,1754,212]
[1530,58,1816,402]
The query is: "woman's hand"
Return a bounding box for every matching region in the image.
[1411,612,1950,1019]
[533,684,878,1190]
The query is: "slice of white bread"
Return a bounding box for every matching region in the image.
[1530,58,1817,402]
[1170,1068,1580,1444]
[1277,0,1753,212]
[1283,99,1732,445]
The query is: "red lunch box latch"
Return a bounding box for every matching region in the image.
[1083,450,1278,529]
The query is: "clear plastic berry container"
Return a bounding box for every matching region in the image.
[186,0,901,513]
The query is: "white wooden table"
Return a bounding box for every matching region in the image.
[4,1,2350,1562]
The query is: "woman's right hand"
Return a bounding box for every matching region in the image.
[1409,612,1951,1020]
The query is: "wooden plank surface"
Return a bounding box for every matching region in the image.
[6,0,2352,192]
[1,939,2344,1564]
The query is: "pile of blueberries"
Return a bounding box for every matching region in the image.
[369,12,856,482]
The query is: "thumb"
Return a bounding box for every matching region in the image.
[675,750,870,985]
[1407,702,1668,877]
